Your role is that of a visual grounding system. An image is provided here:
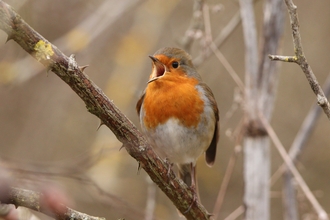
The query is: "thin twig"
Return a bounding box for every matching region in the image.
[268,55,296,62]
[193,11,241,67]
[223,205,245,220]
[201,3,244,93]
[212,146,241,220]
[269,0,330,119]
[194,0,262,67]
[289,74,330,159]
[144,177,157,220]
[210,42,244,92]
[202,3,212,46]
[259,113,329,220]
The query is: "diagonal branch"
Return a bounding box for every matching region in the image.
[269,0,330,119]
[259,113,329,220]
[193,10,241,67]
[0,1,210,219]
[267,73,330,220]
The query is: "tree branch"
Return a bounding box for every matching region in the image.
[0,1,210,219]
[269,0,330,120]
[6,187,104,220]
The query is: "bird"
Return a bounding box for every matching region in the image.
[136,47,219,203]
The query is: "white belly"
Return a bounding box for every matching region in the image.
[141,107,215,165]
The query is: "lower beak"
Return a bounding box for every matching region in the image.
[147,77,157,83]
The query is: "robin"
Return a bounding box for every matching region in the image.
[136,47,219,203]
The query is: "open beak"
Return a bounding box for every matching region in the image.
[148,56,166,83]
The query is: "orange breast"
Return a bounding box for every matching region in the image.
[143,74,204,129]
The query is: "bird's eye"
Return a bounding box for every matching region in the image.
[172,61,179,68]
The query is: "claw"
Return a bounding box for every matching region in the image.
[137,162,142,174]
[184,184,198,213]
[5,35,13,43]
[119,144,125,151]
[183,163,200,213]
[164,158,174,176]
[96,120,105,130]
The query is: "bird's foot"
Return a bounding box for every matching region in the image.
[164,158,174,177]
[184,185,198,213]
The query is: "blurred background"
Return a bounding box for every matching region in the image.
[0,0,330,219]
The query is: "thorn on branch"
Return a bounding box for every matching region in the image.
[207,213,214,219]
[79,65,89,72]
[5,35,13,43]
[137,162,142,173]
[119,144,126,151]
[46,66,52,75]
[96,120,105,131]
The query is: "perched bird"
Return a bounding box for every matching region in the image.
[136,47,219,201]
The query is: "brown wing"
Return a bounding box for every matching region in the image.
[200,83,219,167]
[206,121,219,166]
[136,92,145,115]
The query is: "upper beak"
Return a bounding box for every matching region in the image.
[148,56,166,83]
